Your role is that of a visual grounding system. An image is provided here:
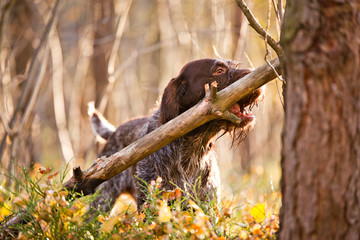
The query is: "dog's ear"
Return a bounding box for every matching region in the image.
[158,77,185,124]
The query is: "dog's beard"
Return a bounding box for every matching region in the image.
[219,120,256,147]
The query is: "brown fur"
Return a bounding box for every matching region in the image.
[90,58,264,211]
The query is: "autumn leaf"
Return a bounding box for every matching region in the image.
[39,166,52,174]
[134,211,146,220]
[188,200,200,211]
[223,199,233,217]
[97,215,106,223]
[0,202,12,220]
[70,201,86,218]
[250,203,266,223]
[102,216,119,232]
[239,230,248,239]
[174,188,181,199]
[148,221,157,230]
[158,200,171,223]
[47,172,59,180]
[251,224,264,236]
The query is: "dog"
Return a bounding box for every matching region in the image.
[89,58,264,212]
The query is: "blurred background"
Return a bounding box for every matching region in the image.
[0,0,283,199]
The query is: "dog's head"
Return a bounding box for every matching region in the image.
[158,58,264,135]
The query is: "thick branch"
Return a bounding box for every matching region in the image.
[63,58,282,195]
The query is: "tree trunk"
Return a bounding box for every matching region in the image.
[91,0,115,105]
[279,1,360,239]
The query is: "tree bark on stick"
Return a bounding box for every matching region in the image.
[63,58,282,195]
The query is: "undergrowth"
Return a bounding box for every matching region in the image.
[0,165,280,239]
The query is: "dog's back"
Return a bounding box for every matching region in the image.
[97,117,149,157]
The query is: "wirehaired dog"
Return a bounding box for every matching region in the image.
[89,58,264,211]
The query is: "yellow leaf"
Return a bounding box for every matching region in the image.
[71,202,86,217]
[134,211,146,220]
[239,230,248,239]
[110,193,136,217]
[188,200,200,211]
[148,221,156,230]
[97,215,106,223]
[102,216,119,232]
[250,203,266,222]
[0,203,12,221]
[181,211,193,225]
[252,224,264,236]
[158,200,171,223]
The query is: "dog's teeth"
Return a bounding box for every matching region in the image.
[249,104,253,111]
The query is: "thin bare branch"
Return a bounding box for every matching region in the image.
[69,25,94,159]
[265,58,283,82]
[0,0,14,49]
[277,0,284,24]
[263,0,284,83]
[0,97,14,136]
[19,45,50,130]
[112,39,175,80]
[0,0,61,162]
[50,26,75,165]
[99,0,133,113]
[271,0,283,41]
[235,0,284,58]
[17,0,61,112]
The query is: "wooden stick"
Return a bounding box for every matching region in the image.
[63,58,282,195]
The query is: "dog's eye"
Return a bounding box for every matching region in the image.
[214,67,226,75]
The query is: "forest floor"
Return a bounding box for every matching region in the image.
[0,164,280,239]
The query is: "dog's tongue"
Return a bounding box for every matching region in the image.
[228,103,255,121]
[228,103,241,115]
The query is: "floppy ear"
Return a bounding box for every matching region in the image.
[158,77,184,124]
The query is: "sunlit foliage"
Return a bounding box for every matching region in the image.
[1,166,280,239]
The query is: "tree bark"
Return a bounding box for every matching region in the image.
[279,1,360,239]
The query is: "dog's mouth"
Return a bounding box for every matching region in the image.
[228,103,255,122]
[227,87,265,127]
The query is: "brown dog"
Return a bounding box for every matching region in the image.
[89,58,264,211]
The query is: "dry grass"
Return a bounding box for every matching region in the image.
[1,164,280,239]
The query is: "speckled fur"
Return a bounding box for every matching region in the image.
[90,59,262,212]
